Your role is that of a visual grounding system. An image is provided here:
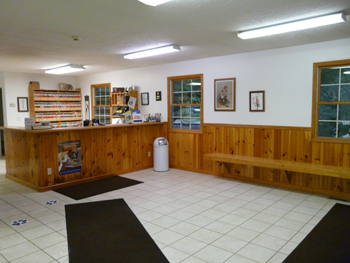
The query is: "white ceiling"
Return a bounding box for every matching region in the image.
[1,0,349,76]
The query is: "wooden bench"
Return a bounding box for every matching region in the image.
[204,153,350,181]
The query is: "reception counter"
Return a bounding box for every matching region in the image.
[1,122,167,191]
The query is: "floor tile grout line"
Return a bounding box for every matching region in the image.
[0,189,70,262]
[0,167,345,263]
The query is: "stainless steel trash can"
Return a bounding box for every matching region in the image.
[153,137,169,172]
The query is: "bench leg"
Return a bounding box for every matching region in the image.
[223,162,231,174]
[282,170,292,183]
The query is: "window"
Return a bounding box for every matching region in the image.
[168,74,203,132]
[91,83,111,124]
[313,59,350,141]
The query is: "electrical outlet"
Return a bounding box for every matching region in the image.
[148,151,151,157]
[47,168,52,175]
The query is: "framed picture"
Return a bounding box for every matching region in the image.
[141,92,149,105]
[59,83,66,90]
[249,90,265,112]
[214,78,236,111]
[17,97,29,112]
[156,91,162,101]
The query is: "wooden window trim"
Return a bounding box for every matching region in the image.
[91,83,111,122]
[168,74,203,134]
[312,59,350,143]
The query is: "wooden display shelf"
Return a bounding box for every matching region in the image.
[111,92,127,106]
[34,97,81,102]
[34,107,82,112]
[110,90,138,122]
[29,83,83,127]
[35,117,83,122]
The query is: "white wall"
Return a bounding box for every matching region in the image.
[3,72,78,126]
[78,38,350,127]
[3,38,349,128]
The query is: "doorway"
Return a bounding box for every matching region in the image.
[0,88,4,156]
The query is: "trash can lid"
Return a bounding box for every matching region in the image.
[154,137,168,146]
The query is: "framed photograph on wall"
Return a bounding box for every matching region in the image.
[214,78,236,111]
[141,92,149,105]
[249,90,265,112]
[155,91,162,101]
[17,97,28,112]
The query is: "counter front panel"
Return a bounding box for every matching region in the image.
[3,123,167,191]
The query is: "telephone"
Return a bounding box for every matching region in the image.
[92,119,100,126]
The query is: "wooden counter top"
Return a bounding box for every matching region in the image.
[0,122,167,133]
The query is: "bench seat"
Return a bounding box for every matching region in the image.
[204,153,350,180]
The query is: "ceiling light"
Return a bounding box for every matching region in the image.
[238,12,346,39]
[138,0,172,6]
[124,44,181,60]
[344,71,350,74]
[45,64,86,74]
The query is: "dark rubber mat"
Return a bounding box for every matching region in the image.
[54,176,142,200]
[283,203,350,263]
[65,199,169,263]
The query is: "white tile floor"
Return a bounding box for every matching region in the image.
[0,155,348,263]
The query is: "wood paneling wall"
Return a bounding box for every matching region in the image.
[4,123,167,191]
[169,124,350,199]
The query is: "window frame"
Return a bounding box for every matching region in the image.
[168,74,203,134]
[91,83,111,125]
[312,59,350,143]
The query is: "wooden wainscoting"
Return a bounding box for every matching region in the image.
[169,124,350,199]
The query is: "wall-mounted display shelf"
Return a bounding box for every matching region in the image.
[29,84,83,128]
[111,90,138,120]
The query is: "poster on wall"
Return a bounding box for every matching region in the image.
[58,140,82,175]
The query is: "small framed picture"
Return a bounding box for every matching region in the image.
[59,83,66,90]
[249,90,265,112]
[141,92,149,105]
[214,78,236,111]
[17,97,29,112]
[156,91,162,101]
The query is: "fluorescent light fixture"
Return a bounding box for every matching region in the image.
[344,71,350,74]
[138,0,172,6]
[238,12,346,39]
[45,64,86,74]
[124,44,181,60]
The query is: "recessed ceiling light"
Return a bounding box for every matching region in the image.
[45,64,86,74]
[238,12,346,39]
[124,45,181,60]
[138,0,172,6]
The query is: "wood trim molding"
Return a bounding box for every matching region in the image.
[311,59,350,142]
[167,74,204,134]
[203,123,311,130]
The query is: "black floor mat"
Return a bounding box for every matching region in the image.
[283,203,350,263]
[54,176,142,200]
[65,199,169,263]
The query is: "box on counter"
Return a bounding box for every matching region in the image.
[25,118,35,130]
